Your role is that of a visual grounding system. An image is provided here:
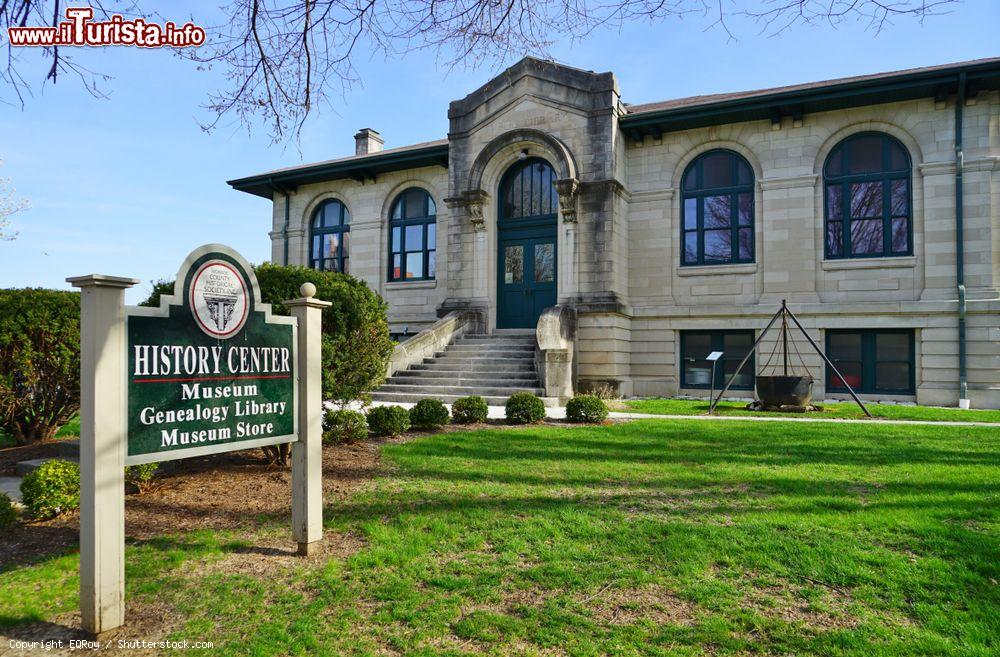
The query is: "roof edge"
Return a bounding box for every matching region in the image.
[620,57,1000,134]
[228,140,449,199]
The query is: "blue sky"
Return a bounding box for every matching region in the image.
[1,1,997,303]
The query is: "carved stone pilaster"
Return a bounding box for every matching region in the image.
[554,178,580,222]
[445,189,490,231]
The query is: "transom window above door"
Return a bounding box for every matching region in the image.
[310,199,350,274]
[681,150,755,266]
[824,132,912,259]
[389,188,437,281]
[501,158,559,220]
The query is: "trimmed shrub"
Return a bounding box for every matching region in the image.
[366,405,411,437]
[0,492,16,528]
[124,463,159,494]
[451,395,489,424]
[505,393,546,425]
[565,395,609,423]
[0,288,81,445]
[323,409,368,444]
[409,398,450,430]
[142,264,393,407]
[20,459,80,519]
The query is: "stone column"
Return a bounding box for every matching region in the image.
[285,283,331,555]
[67,274,138,636]
[556,178,581,302]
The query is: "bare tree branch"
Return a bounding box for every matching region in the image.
[1,0,960,141]
[0,157,29,241]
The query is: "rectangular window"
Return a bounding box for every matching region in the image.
[826,329,914,394]
[681,330,755,390]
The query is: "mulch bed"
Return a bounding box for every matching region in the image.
[0,438,383,572]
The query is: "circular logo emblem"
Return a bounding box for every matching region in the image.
[189,260,249,339]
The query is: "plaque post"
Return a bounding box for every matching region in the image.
[67,274,139,636]
[285,283,330,555]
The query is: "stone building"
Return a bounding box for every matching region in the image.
[229,57,1000,408]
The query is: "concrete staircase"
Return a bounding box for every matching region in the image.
[372,330,558,407]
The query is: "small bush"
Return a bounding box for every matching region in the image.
[0,493,16,528]
[124,462,159,494]
[366,405,411,437]
[323,409,368,444]
[505,392,546,425]
[409,399,450,430]
[452,396,489,424]
[20,459,80,519]
[566,395,609,423]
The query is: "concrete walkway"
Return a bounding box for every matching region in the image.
[361,400,1000,428]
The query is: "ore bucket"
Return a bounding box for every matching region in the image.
[756,375,814,407]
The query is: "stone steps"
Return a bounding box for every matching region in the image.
[372,331,544,407]
[443,349,535,358]
[373,392,560,407]
[391,371,539,383]
[426,355,534,364]
[414,362,535,373]
[378,383,546,397]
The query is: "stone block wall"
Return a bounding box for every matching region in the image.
[269,164,449,335]
[614,91,1000,407]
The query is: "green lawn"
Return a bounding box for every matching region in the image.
[2,419,998,656]
[624,398,1000,423]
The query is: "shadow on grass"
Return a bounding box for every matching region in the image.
[393,422,1000,468]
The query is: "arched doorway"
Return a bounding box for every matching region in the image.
[497,158,558,329]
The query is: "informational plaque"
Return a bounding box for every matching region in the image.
[124,246,297,464]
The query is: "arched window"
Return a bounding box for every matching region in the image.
[500,158,558,220]
[824,132,911,259]
[388,188,436,281]
[310,199,350,273]
[681,150,754,266]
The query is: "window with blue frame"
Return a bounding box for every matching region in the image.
[310,199,350,273]
[681,330,755,390]
[681,150,755,266]
[824,132,912,259]
[826,329,914,394]
[389,188,436,281]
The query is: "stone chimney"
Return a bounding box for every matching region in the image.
[354,128,384,156]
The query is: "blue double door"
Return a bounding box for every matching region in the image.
[497,217,557,329]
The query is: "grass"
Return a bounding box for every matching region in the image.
[0,415,80,448]
[623,397,1000,423]
[2,419,998,656]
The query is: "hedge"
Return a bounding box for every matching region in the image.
[0,288,81,445]
[565,395,609,423]
[409,398,450,429]
[323,409,368,444]
[20,459,80,520]
[505,393,546,424]
[366,405,410,437]
[451,396,489,424]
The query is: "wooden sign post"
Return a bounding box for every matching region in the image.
[69,244,327,635]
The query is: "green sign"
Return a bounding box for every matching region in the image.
[125,245,297,465]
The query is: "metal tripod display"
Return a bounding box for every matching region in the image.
[708,300,872,417]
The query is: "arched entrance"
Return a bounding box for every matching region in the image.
[497,158,558,329]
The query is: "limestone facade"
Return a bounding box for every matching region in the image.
[235,57,1000,407]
